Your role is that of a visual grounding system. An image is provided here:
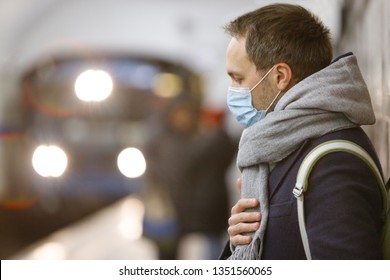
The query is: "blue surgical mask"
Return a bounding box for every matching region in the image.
[227,66,281,126]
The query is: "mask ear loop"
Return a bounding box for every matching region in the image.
[265,90,283,113]
[250,65,276,92]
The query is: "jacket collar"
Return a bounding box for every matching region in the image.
[268,139,310,199]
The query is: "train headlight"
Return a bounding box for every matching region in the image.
[117,147,146,178]
[75,69,113,102]
[32,145,68,177]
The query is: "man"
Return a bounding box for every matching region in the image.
[220,4,384,259]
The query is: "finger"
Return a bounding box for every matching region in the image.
[228,212,262,226]
[228,222,260,247]
[228,221,260,236]
[230,235,252,246]
[231,198,259,214]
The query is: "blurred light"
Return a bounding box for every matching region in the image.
[117,147,146,178]
[74,69,113,102]
[31,242,66,260]
[129,64,160,90]
[32,145,68,177]
[152,73,183,98]
[118,197,145,240]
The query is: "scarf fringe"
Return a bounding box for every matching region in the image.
[228,238,261,260]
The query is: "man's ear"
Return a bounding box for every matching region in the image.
[274,63,293,91]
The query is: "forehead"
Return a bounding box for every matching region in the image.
[226,37,254,74]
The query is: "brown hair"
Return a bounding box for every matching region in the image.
[224,4,333,82]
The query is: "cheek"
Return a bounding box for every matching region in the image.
[251,86,273,110]
[230,80,240,87]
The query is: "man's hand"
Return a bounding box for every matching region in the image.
[227,177,262,247]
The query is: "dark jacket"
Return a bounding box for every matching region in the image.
[220,127,384,259]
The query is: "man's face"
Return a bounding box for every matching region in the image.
[226,36,275,111]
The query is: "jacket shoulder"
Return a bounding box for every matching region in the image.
[272,126,380,183]
[264,127,384,259]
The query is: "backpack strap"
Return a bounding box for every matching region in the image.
[293,140,389,260]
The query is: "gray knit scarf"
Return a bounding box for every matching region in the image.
[228,54,376,259]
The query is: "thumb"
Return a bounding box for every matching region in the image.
[236,177,242,193]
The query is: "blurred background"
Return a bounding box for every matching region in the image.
[0,0,389,260]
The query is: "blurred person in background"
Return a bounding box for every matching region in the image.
[143,99,235,259]
[183,109,236,259]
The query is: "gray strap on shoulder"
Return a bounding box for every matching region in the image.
[293,140,388,260]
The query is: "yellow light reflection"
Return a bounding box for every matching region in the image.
[74,69,113,102]
[117,147,147,178]
[152,73,183,98]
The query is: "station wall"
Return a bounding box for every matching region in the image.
[339,0,390,178]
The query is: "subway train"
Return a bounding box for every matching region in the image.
[0,0,389,260]
[0,0,247,259]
